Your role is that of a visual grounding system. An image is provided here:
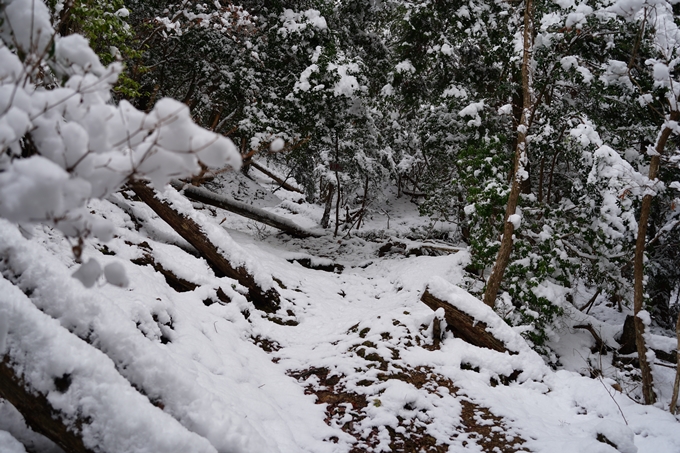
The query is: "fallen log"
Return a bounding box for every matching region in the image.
[420,289,510,354]
[170,180,321,238]
[0,360,93,453]
[378,241,462,258]
[131,181,280,312]
[249,161,304,194]
[0,273,218,453]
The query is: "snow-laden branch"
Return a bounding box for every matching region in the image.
[0,0,240,242]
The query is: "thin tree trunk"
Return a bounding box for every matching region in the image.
[482,0,534,308]
[320,181,334,229]
[132,181,281,312]
[333,184,341,238]
[633,113,679,404]
[670,311,680,414]
[545,150,560,205]
[355,174,370,231]
[333,134,341,238]
[538,155,545,203]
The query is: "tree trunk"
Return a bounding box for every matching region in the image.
[633,113,679,404]
[670,311,680,414]
[320,181,334,229]
[333,134,342,238]
[482,0,534,308]
[132,181,280,312]
[0,360,95,453]
[169,180,320,238]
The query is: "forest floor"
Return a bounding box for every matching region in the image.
[1,164,680,453]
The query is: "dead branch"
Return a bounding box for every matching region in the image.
[170,180,321,238]
[249,161,304,194]
[579,288,601,313]
[574,324,607,353]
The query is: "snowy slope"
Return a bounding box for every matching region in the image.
[1,171,679,453]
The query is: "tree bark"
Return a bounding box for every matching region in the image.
[333,134,342,238]
[320,181,334,229]
[482,0,534,308]
[633,113,679,405]
[0,360,94,453]
[132,181,280,312]
[421,289,511,354]
[170,180,320,238]
[670,311,680,414]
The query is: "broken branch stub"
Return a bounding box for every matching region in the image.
[420,289,510,354]
[131,181,280,312]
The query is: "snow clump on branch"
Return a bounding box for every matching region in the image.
[0,0,240,284]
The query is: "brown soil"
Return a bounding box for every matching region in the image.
[289,366,528,452]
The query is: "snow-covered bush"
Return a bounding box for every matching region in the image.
[0,0,240,282]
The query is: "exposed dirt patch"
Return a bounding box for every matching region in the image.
[459,399,527,452]
[251,335,282,353]
[289,366,528,452]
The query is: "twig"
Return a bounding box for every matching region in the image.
[579,288,601,313]
[598,375,628,425]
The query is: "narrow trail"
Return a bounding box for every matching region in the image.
[3,173,680,453]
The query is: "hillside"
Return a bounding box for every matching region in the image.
[1,168,679,453]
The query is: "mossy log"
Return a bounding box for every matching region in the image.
[420,289,509,353]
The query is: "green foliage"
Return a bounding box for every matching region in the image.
[44,0,680,350]
[48,0,143,97]
[456,141,509,270]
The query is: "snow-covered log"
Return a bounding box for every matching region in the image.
[132,182,281,312]
[170,180,321,238]
[249,162,304,194]
[0,360,93,453]
[0,275,217,453]
[421,278,518,354]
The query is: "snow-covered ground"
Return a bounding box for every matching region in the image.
[1,166,679,453]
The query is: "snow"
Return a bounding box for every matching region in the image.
[0,250,218,453]
[103,262,129,287]
[72,258,103,288]
[565,3,594,29]
[270,138,285,152]
[395,60,415,74]
[508,213,522,229]
[2,169,680,452]
[0,431,26,453]
[0,8,240,240]
[278,9,327,38]
[3,4,680,446]
[458,101,485,127]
